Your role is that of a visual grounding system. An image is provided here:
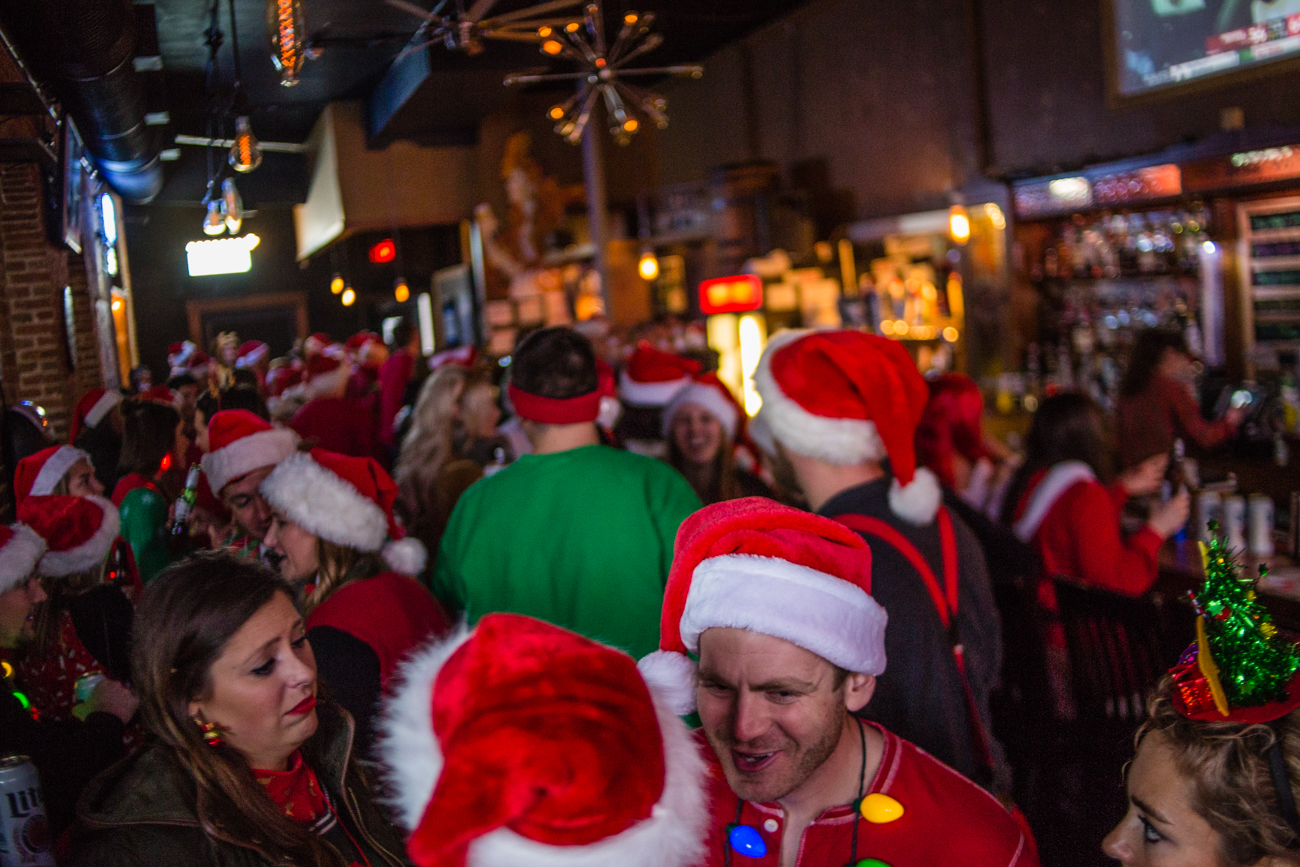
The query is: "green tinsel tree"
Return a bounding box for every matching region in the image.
[1193,528,1300,707]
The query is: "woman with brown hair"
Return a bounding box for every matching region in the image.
[261,449,450,752]
[661,373,771,506]
[393,364,505,553]
[70,553,410,867]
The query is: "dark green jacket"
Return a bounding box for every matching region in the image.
[70,702,411,867]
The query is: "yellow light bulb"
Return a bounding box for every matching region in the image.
[638,251,659,280]
[395,281,410,303]
[549,105,565,120]
[623,118,639,133]
[949,204,971,245]
[341,287,355,306]
[538,25,552,36]
[112,298,123,312]
[624,12,638,24]
[331,274,344,294]
[542,39,563,55]
[942,326,960,342]
[565,21,580,32]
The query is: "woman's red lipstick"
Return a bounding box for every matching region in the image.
[287,694,316,716]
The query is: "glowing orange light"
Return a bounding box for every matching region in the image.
[369,239,397,264]
[699,274,763,315]
[565,21,580,32]
[942,326,960,342]
[111,298,123,312]
[330,274,344,294]
[549,105,565,120]
[624,12,638,24]
[394,280,410,303]
[341,287,356,307]
[160,454,173,472]
[542,39,563,55]
[537,25,552,37]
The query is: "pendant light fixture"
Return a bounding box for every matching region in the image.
[268,0,308,86]
[202,199,226,235]
[222,177,243,234]
[229,116,263,172]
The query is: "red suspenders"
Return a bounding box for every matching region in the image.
[831,507,995,772]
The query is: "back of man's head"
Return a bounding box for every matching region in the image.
[511,327,599,400]
[392,319,417,351]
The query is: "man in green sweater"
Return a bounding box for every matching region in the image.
[433,327,701,659]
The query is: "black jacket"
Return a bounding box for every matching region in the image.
[70,701,411,867]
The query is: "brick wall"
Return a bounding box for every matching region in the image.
[0,163,106,442]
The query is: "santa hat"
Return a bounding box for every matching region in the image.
[429,345,478,371]
[168,340,196,377]
[260,448,426,575]
[637,497,886,716]
[378,613,708,867]
[304,353,348,398]
[70,389,122,442]
[619,344,701,407]
[265,363,303,399]
[14,445,92,503]
[304,332,332,358]
[0,524,46,594]
[596,360,621,432]
[753,329,941,524]
[234,340,270,370]
[345,331,377,354]
[17,495,121,578]
[661,373,741,441]
[187,351,212,381]
[200,410,301,494]
[136,385,179,407]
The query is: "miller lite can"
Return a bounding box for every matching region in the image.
[0,755,53,866]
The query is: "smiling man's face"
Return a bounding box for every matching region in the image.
[696,627,860,803]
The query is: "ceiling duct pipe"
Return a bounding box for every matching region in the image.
[0,0,162,202]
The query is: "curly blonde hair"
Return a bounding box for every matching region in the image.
[1139,674,1300,864]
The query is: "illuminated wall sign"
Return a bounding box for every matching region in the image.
[186,234,261,277]
[369,238,396,264]
[1014,164,1182,218]
[699,274,763,315]
[1184,144,1300,192]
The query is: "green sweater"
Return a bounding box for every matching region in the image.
[433,444,701,659]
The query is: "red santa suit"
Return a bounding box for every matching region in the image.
[698,724,1034,867]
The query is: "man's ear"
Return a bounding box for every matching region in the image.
[843,673,876,714]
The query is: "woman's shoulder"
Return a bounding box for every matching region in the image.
[77,742,197,829]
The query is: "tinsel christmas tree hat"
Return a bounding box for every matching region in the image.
[1171,527,1300,724]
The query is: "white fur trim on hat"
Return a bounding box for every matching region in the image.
[752,329,885,466]
[30,447,90,498]
[619,371,692,408]
[383,537,428,577]
[84,391,122,430]
[681,553,887,674]
[260,452,388,552]
[201,427,301,494]
[235,344,270,369]
[378,628,710,867]
[0,524,46,594]
[636,650,698,717]
[888,467,943,526]
[305,366,349,400]
[38,496,121,577]
[661,384,739,441]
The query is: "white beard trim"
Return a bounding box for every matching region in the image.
[38,496,121,577]
[753,329,886,466]
[377,628,711,867]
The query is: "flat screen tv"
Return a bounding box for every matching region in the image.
[1110,0,1300,98]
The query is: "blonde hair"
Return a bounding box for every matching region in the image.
[1139,675,1300,864]
[393,366,490,528]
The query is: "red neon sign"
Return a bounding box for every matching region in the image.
[699,274,763,315]
[369,239,396,264]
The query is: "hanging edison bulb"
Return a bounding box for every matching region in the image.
[221,178,243,234]
[202,199,225,235]
[341,286,356,307]
[330,273,344,294]
[229,117,263,173]
[638,249,659,281]
[394,278,410,303]
[267,0,307,86]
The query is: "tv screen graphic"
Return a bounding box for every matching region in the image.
[1112,0,1300,97]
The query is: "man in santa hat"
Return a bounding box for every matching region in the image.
[616,342,701,458]
[233,340,271,393]
[638,498,1036,867]
[433,327,700,660]
[200,409,300,561]
[378,613,710,867]
[750,329,1005,790]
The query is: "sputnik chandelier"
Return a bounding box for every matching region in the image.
[503,2,702,145]
[385,0,584,56]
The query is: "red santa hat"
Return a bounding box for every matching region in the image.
[17,495,121,578]
[304,352,349,398]
[70,388,123,442]
[637,497,886,716]
[0,523,46,594]
[429,345,478,371]
[260,448,426,575]
[14,445,92,503]
[344,331,377,354]
[265,363,302,399]
[200,410,301,494]
[619,344,701,407]
[378,613,708,867]
[234,340,270,370]
[661,373,741,441]
[187,350,212,381]
[753,329,941,524]
[304,332,332,358]
[168,340,196,376]
[136,385,179,407]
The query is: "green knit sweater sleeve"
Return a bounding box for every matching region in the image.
[118,488,170,584]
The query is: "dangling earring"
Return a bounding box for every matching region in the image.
[196,718,223,746]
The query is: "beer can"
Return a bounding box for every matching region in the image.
[73,673,104,705]
[0,755,54,867]
[1250,494,1276,558]
[1223,495,1247,552]
[1195,490,1222,543]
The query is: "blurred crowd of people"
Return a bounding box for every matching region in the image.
[0,320,1292,867]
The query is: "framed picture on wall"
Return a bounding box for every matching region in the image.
[62,119,86,254]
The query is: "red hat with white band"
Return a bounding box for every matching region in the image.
[638,497,885,716]
[17,495,120,578]
[201,410,300,494]
[378,613,708,867]
[619,344,701,408]
[14,445,92,503]
[70,388,123,443]
[234,340,270,370]
[168,340,196,377]
[260,448,426,575]
[661,373,742,441]
[753,329,941,524]
[304,332,332,358]
[0,524,46,594]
